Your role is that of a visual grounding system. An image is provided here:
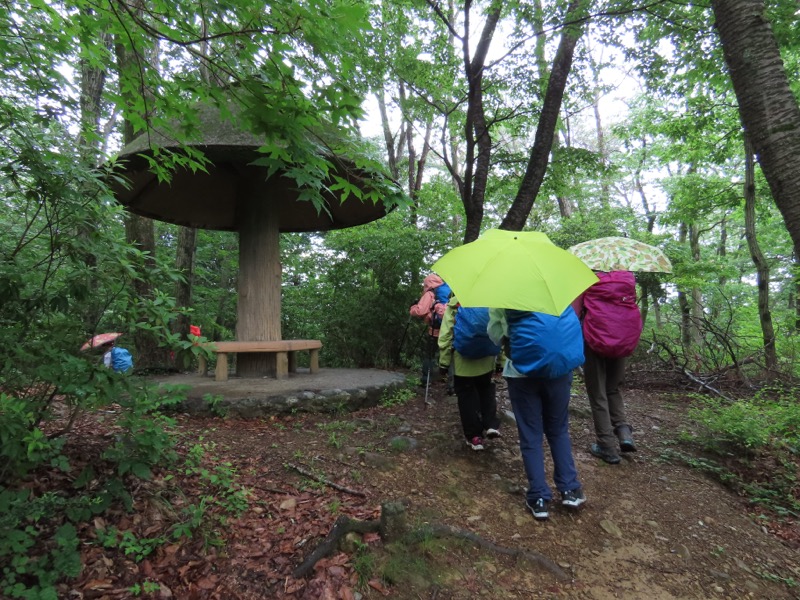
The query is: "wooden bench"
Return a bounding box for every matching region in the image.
[197,340,322,382]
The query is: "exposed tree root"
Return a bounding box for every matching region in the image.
[293,502,569,581]
[293,515,380,578]
[422,523,569,581]
[285,462,367,497]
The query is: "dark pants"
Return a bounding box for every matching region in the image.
[454,371,499,440]
[507,374,581,502]
[583,345,629,449]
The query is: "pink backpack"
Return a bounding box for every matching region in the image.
[581,271,643,358]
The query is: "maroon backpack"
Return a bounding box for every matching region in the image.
[581,271,643,358]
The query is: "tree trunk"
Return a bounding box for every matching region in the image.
[77,21,111,329]
[501,0,590,231]
[460,5,501,243]
[114,15,170,370]
[689,224,703,348]
[711,0,800,315]
[677,223,693,351]
[710,217,727,321]
[173,225,197,366]
[743,133,777,369]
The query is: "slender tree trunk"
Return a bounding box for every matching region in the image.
[743,134,777,369]
[711,0,800,319]
[114,13,170,370]
[639,288,649,329]
[651,290,662,328]
[173,225,197,365]
[77,20,111,329]
[677,223,693,351]
[214,263,233,339]
[587,40,609,206]
[710,217,727,321]
[635,147,656,233]
[689,224,703,348]
[172,16,213,355]
[377,91,400,181]
[532,0,573,219]
[462,5,501,243]
[501,0,591,231]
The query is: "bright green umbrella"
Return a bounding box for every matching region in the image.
[568,236,672,273]
[431,229,598,315]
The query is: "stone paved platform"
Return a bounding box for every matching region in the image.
[150,368,410,418]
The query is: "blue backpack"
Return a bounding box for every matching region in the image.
[453,306,501,359]
[506,306,584,378]
[110,347,134,373]
[430,282,452,330]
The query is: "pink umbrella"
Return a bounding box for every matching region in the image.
[80,332,122,351]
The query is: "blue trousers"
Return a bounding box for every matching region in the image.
[507,374,582,502]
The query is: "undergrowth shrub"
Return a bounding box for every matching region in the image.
[682,387,800,517]
[689,388,800,451]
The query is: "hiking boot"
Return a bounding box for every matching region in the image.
[615,425,637,452]
[466,436,485,451]
[561,488,586,509]
[526,498,550,521]
[590,443,621,465]
[485,428,501,439]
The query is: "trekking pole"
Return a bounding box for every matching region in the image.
[424,332,435,406]
[424,366,432,406]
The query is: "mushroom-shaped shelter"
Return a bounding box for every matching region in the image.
[112,102,399,377]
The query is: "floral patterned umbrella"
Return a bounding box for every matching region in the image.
[568,237,672,273]
[80,332,122,351]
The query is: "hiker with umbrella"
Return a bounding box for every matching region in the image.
[433,229,598,522]
[81,332,133,373]
[569,236,673,465]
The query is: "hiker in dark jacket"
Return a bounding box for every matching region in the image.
[488,306,586,522]
[438,296,501,451]
[573,270,643,464]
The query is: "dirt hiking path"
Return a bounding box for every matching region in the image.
[158,373,800,600]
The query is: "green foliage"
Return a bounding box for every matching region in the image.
[102,394,180,480]
[380,386,416,408]
[96,527,165,562]
[0,394,66,482]
[352,539,375,590]
[203,394,227,418]
[689,389,800,451]
[389,437,412,452]
[172,441,250,547]
[671,387,800,517]
[0,490,95,598]
[281,211,450,369]
[128,581,162,596]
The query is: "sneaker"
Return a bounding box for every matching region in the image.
[561,488,586,509]
[485,428,501,439]
[590,443,621,465]
[526,498,550,521]
[619,439,637,453]
[466,436,485,451]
